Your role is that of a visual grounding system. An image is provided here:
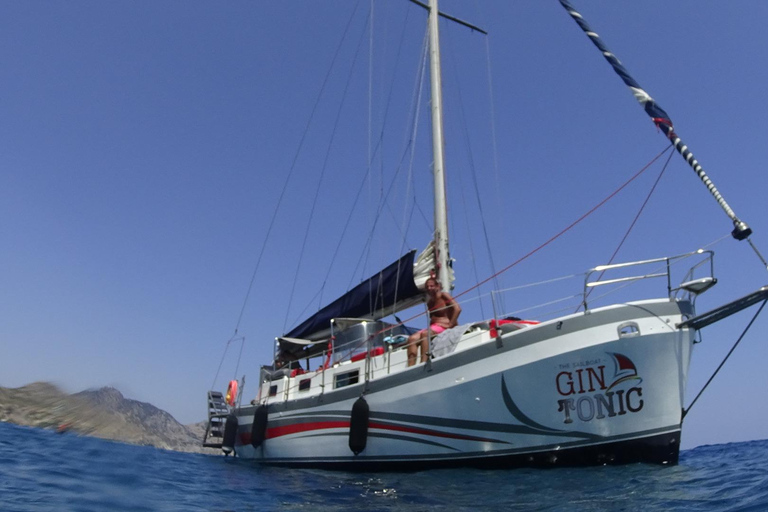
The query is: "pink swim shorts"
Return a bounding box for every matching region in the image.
[417,324,446,336]
[430,324,447,334]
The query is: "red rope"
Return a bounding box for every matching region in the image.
[370,145,674,337]
[588,147,675,292]
[454,145,674,301]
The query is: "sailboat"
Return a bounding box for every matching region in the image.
[202,0,768,469]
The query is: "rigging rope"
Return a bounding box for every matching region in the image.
[314,5,415,309]
[558,0,768,273]
[347,24,430,292]
[389,23,434,319]
[453,145,674,301]
[232,336,245,383]
[445,31,501,314]
[372,23,429,319]
[286,10,426,328]
[484,35,504,252]
[210,335,245,390]
[230,2,362,336]
[683,299,767,420]
[603,149,674,267]
[458,170,486,318]
[581,146,675,309]
[286,287,324,341]
[412,196,432,230]
[396,29,429,258]
[371,147,677,334]
[368,0,374,186]
[283,9,372,331]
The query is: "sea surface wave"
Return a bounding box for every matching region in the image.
[1,422,766,511]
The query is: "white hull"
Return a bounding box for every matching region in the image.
[229,298,695,468]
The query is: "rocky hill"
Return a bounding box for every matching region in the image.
[0,382,217,454]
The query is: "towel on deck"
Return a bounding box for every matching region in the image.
[431,324,471,358]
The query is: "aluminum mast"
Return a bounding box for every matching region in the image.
[427,0,451,290]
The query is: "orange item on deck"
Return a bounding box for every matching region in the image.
[488,319,540,338]
[225,380,238,406]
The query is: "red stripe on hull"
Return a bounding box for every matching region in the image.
[267,421,350,439]
[237,419,504,445]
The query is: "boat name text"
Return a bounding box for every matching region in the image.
[554,356,644,424]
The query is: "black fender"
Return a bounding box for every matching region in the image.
[348,397,369,455]
[251,405,268,448]
[222,413,239,456]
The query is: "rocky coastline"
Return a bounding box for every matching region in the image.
[0,382,216,454]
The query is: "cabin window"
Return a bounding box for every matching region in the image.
[334,369,360,389]
[268,385,278,397]
[299,378,311,392]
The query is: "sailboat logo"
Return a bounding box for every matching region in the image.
[606,352,642,391]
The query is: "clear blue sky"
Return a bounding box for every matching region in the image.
[2,1,766,450]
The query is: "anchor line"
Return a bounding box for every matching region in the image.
[682,298,767,420]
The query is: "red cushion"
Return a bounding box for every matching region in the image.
[489,319,539,338]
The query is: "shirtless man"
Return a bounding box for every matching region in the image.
[406,277,461,366]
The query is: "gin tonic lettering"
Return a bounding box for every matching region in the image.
[554,357,644,424]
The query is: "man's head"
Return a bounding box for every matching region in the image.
[425,277,441,295]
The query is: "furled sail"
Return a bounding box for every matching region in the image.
[284,248,433,341]
[559,0,752,242]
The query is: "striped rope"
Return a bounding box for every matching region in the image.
[558,0,752,241]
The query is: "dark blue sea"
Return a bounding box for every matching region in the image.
[2,423,767,511]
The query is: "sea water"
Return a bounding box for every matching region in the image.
[1,422,766,511]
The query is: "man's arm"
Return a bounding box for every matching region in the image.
[443,292,461,327]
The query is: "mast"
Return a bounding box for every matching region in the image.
[427,0,451,290]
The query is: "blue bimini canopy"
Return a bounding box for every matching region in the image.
[284,250,424,341]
